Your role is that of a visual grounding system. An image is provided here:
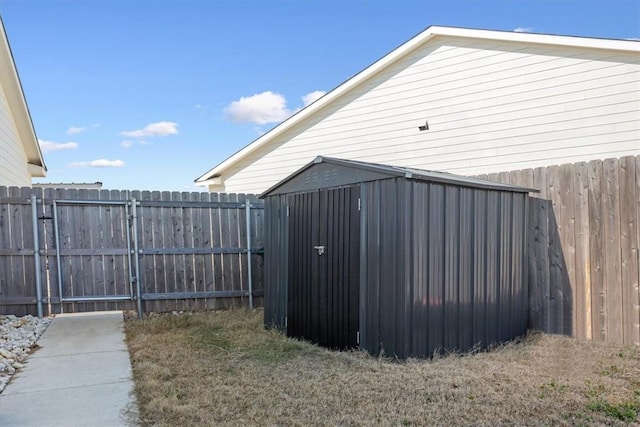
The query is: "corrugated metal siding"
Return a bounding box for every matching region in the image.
[263,162,529,358]
[360,179,529,358]
[328,186,360,348]
[359,180,386,355]
[263,195,288,330]
[359,178,413,356]
[286,186,360,349]
[287,191,316,341]
[458,187,474,351]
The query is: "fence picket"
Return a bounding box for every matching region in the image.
[587,159,606,341]
[603,158,623,343]
[200,192,215,310]
[189,192,203,311]
[573,162,591,339]
[219,192,231,308]
[211,193,224,309]
[619,157,640,345]
[475,156,639,345]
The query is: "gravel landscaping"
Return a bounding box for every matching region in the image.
[0,314,51,393]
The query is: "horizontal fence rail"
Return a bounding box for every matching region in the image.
[0,188,264,316]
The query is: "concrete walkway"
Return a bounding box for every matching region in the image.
[0,311,138,426]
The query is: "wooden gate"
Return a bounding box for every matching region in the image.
[0,188,264,317]
[52,199,136,307]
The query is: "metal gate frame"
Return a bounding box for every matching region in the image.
[51,198,143,318]
[23,195,257,319]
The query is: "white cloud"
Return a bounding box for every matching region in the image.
[38,139,79,152]
[302,90,326,106]
[120,121,179,138]
[224,90,326,125]
[69,159,125,168]
[514,27,533,33]
[66,126,86,135]
[66,123,100,135]
[121,140,152,148]
[224,91,292,124]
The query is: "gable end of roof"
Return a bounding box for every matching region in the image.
[196,26,639,186]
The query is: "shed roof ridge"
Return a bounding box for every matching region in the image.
[261,156,537,197]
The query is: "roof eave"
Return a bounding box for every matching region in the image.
[28,163,46,178]
[0,17,47,174]
[194,176,223,187]
[428,26,640,53]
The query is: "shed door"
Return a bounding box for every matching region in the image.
[287,186,360,349]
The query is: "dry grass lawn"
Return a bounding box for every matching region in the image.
[125,309,640,426]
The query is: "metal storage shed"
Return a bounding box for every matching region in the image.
[261,156,534,358]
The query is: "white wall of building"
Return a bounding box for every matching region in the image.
[0,82,31,187]
[214,37,639,193]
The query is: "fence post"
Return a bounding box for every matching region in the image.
[31,194,43,318]
[245,199,253,309]
[131,198,143,319]
[52,200,64,314]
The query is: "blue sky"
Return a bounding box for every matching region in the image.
[1,0,639,191]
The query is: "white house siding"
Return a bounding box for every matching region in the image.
[0,82,31,187]
[215,36,640,194]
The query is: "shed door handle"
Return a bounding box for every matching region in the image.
[313,245,326,255]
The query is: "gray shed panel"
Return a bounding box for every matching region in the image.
[262,157,531,358]
[263,195,288,329]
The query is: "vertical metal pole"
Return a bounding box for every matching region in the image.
[131,199,143,319]
[31,195,43,318]
[125,202,134,299]
[245,199,254,309]
[52,200,64,313]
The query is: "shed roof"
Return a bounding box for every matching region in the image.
[260,156,537,197]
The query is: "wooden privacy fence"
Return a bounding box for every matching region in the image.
[478,155,640,346]
[1,156,638,346]
[0,187,264,317]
